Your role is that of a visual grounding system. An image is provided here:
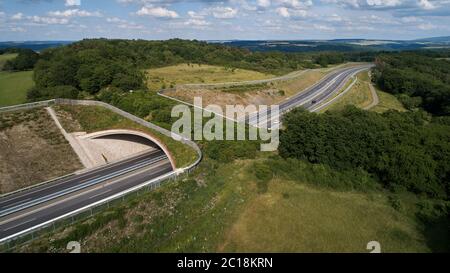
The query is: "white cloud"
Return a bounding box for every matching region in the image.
[418,0,436,9]
[65,0,81,7]
[277,7,291,17]
[209,7,238,19]
[10,27,26,32]
[184,19,211,27]
[11,13,24,20]
[28,16,69,25]
[276,7,308,18]
[48,9,102,18]
[258,0,272,8]
[276,0,313,9]
[313,24,335,31]
[187,11,204,19]
[136,6,179,18]
[366,0,402,7]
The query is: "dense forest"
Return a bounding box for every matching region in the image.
[22,39,376,101]
[373,51,450,116]
[280,107,450,200]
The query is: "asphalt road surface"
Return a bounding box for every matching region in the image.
[0,149,173,242]
[247,64,374,127]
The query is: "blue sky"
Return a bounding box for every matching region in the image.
[0,0,449,41]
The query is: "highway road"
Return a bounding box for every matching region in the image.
[0,149,173,242]
[246,64,374,127]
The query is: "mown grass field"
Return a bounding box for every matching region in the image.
[0,71,34,107]
[146,63,274,91]
[54,105,198,168]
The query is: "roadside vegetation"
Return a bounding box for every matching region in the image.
[0,108,82,194]
[371,89,406,113]
[19,140,443,253]
[323,71,373,112]
[165,63,364,108]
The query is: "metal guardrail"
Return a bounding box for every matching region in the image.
[0,99,203,248]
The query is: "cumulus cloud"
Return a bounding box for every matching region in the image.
[65,0,81,7]
[28,15,69,25]
[366,0,402,7]
[209,7,238,19]
[257,0,272,8]
[276,6,308,18]
[48,9,102,18]
[418,0,436,9]
[11,13,24,20]
[136,6,179,18]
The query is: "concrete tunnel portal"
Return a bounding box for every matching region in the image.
[74,129,177,170]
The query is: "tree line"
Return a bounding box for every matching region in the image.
[24,39,376,101]
[279,107,450,200]
[373,51,450,116]
[1,48,39,71]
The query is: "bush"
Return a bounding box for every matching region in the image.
[27,85,79,101]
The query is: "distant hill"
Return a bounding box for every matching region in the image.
[2,37,449,54]
[0,41,74,52]
[216,37,450,53]
[412,36,450,43]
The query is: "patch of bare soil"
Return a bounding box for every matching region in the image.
[166,87,284,108]
[0,108,83,194]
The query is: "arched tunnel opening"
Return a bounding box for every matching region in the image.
[78,130,177,170]
[93,134,163,151]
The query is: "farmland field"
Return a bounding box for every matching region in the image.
[0,71,34,107]
[146,63,274,91]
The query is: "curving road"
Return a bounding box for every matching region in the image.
[0,149,173,242]
[247,64,374,127]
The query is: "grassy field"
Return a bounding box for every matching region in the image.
[371,89,407,113]
[0,54,17,70]
[322,71,406,113]
[0,71,34,107]
[146,63,274,91]
[54,105,198,168]
[0,108,82,194]
[221,179,427,252]
[18,152,437,253]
